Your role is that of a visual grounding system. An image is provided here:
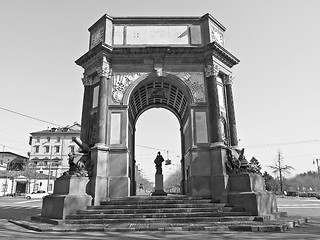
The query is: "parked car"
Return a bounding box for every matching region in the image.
[284,191,299,197]
[25,190,48,200]
[316,193,320,200]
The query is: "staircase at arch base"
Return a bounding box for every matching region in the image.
[31,195,309,232]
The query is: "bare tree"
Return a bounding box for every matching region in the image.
[268,150,294,193]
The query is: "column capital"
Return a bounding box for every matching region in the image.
[224,75,234,85]
[204,64,220,78]
[96,61,112,78]
[81,75,92,86]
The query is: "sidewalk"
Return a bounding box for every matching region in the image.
[1,217,320,240]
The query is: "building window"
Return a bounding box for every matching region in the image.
[45,146,50,153]
[47,137,50,142]
[35,146,39,153]
[56,137,60,142]
[70,146,75,153]
[48,184,53,192]
[55,146,60,153]
[36,137,40,143]
[39,171,43,174]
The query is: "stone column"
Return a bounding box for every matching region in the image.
[90,59,112,205]
[224,75,238,147]
[205,63,224,144]
[205,63,228,202]
[80,75,92,145]
[96,61,111,144]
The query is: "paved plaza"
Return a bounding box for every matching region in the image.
[1,218,320,240]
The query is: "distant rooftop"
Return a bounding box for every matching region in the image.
[30,122,81,135]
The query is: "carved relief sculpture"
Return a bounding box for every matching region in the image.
[209,22,224,46]
[111,73,146,103]
[90,26,105,48]
[170,72,206,102]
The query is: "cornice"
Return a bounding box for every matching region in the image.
[75,43,113,67]
[112,16,201,25]
[75,42,240,69]
[89,13,225,29]
[200,13,226,32]
[88,14,113,32]
[204,42,240,68]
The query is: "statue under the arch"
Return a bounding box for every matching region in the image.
[41,12,277,219]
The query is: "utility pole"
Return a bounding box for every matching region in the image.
[313,159,320,191]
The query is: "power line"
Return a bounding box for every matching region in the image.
[244,139,320,149]
[0,106,63,127]
[136,144,169,152]
[0,143,29,152]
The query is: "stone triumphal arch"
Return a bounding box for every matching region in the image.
[75,13,240,205]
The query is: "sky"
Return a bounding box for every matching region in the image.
[1,0,320,181]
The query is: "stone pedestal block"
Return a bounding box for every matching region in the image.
[90,144,108,205]
[209,143,229,202]
[109,176,130,198]
[41,175,92,219]
[227,173,278,215]
[152,174,167,196]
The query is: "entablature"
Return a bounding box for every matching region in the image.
[76,42,239,70]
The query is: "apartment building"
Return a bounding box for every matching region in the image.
[28,122,81,182]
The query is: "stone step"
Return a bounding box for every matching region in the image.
[17,215,311,232]
[100,199,214,205]
[67,211,253,220]
[65,215,263,225]
[88,203,231,210]
[111,195,209,201]
[77,207,234,215]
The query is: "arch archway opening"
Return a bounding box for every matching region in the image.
[135,108,182,195]
[127,75,193,196]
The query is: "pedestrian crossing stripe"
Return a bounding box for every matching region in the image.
[0,206,41,209]
[278,204,320,207]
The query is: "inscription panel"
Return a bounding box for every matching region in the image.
[114,26,124,45]
[110,113,121,145]
[217,76,226,112]
[126,26,189,45]
[92,86,99,109]
[195,112,208,143]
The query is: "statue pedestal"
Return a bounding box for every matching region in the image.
[41,175,92,219]
[227,173,277,215]
[151,174,167,196]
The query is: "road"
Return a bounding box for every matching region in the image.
[277,197,320,217]
[0,196,42,220]
[0,196,319,240]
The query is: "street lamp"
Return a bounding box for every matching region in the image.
[47,145,53,193]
